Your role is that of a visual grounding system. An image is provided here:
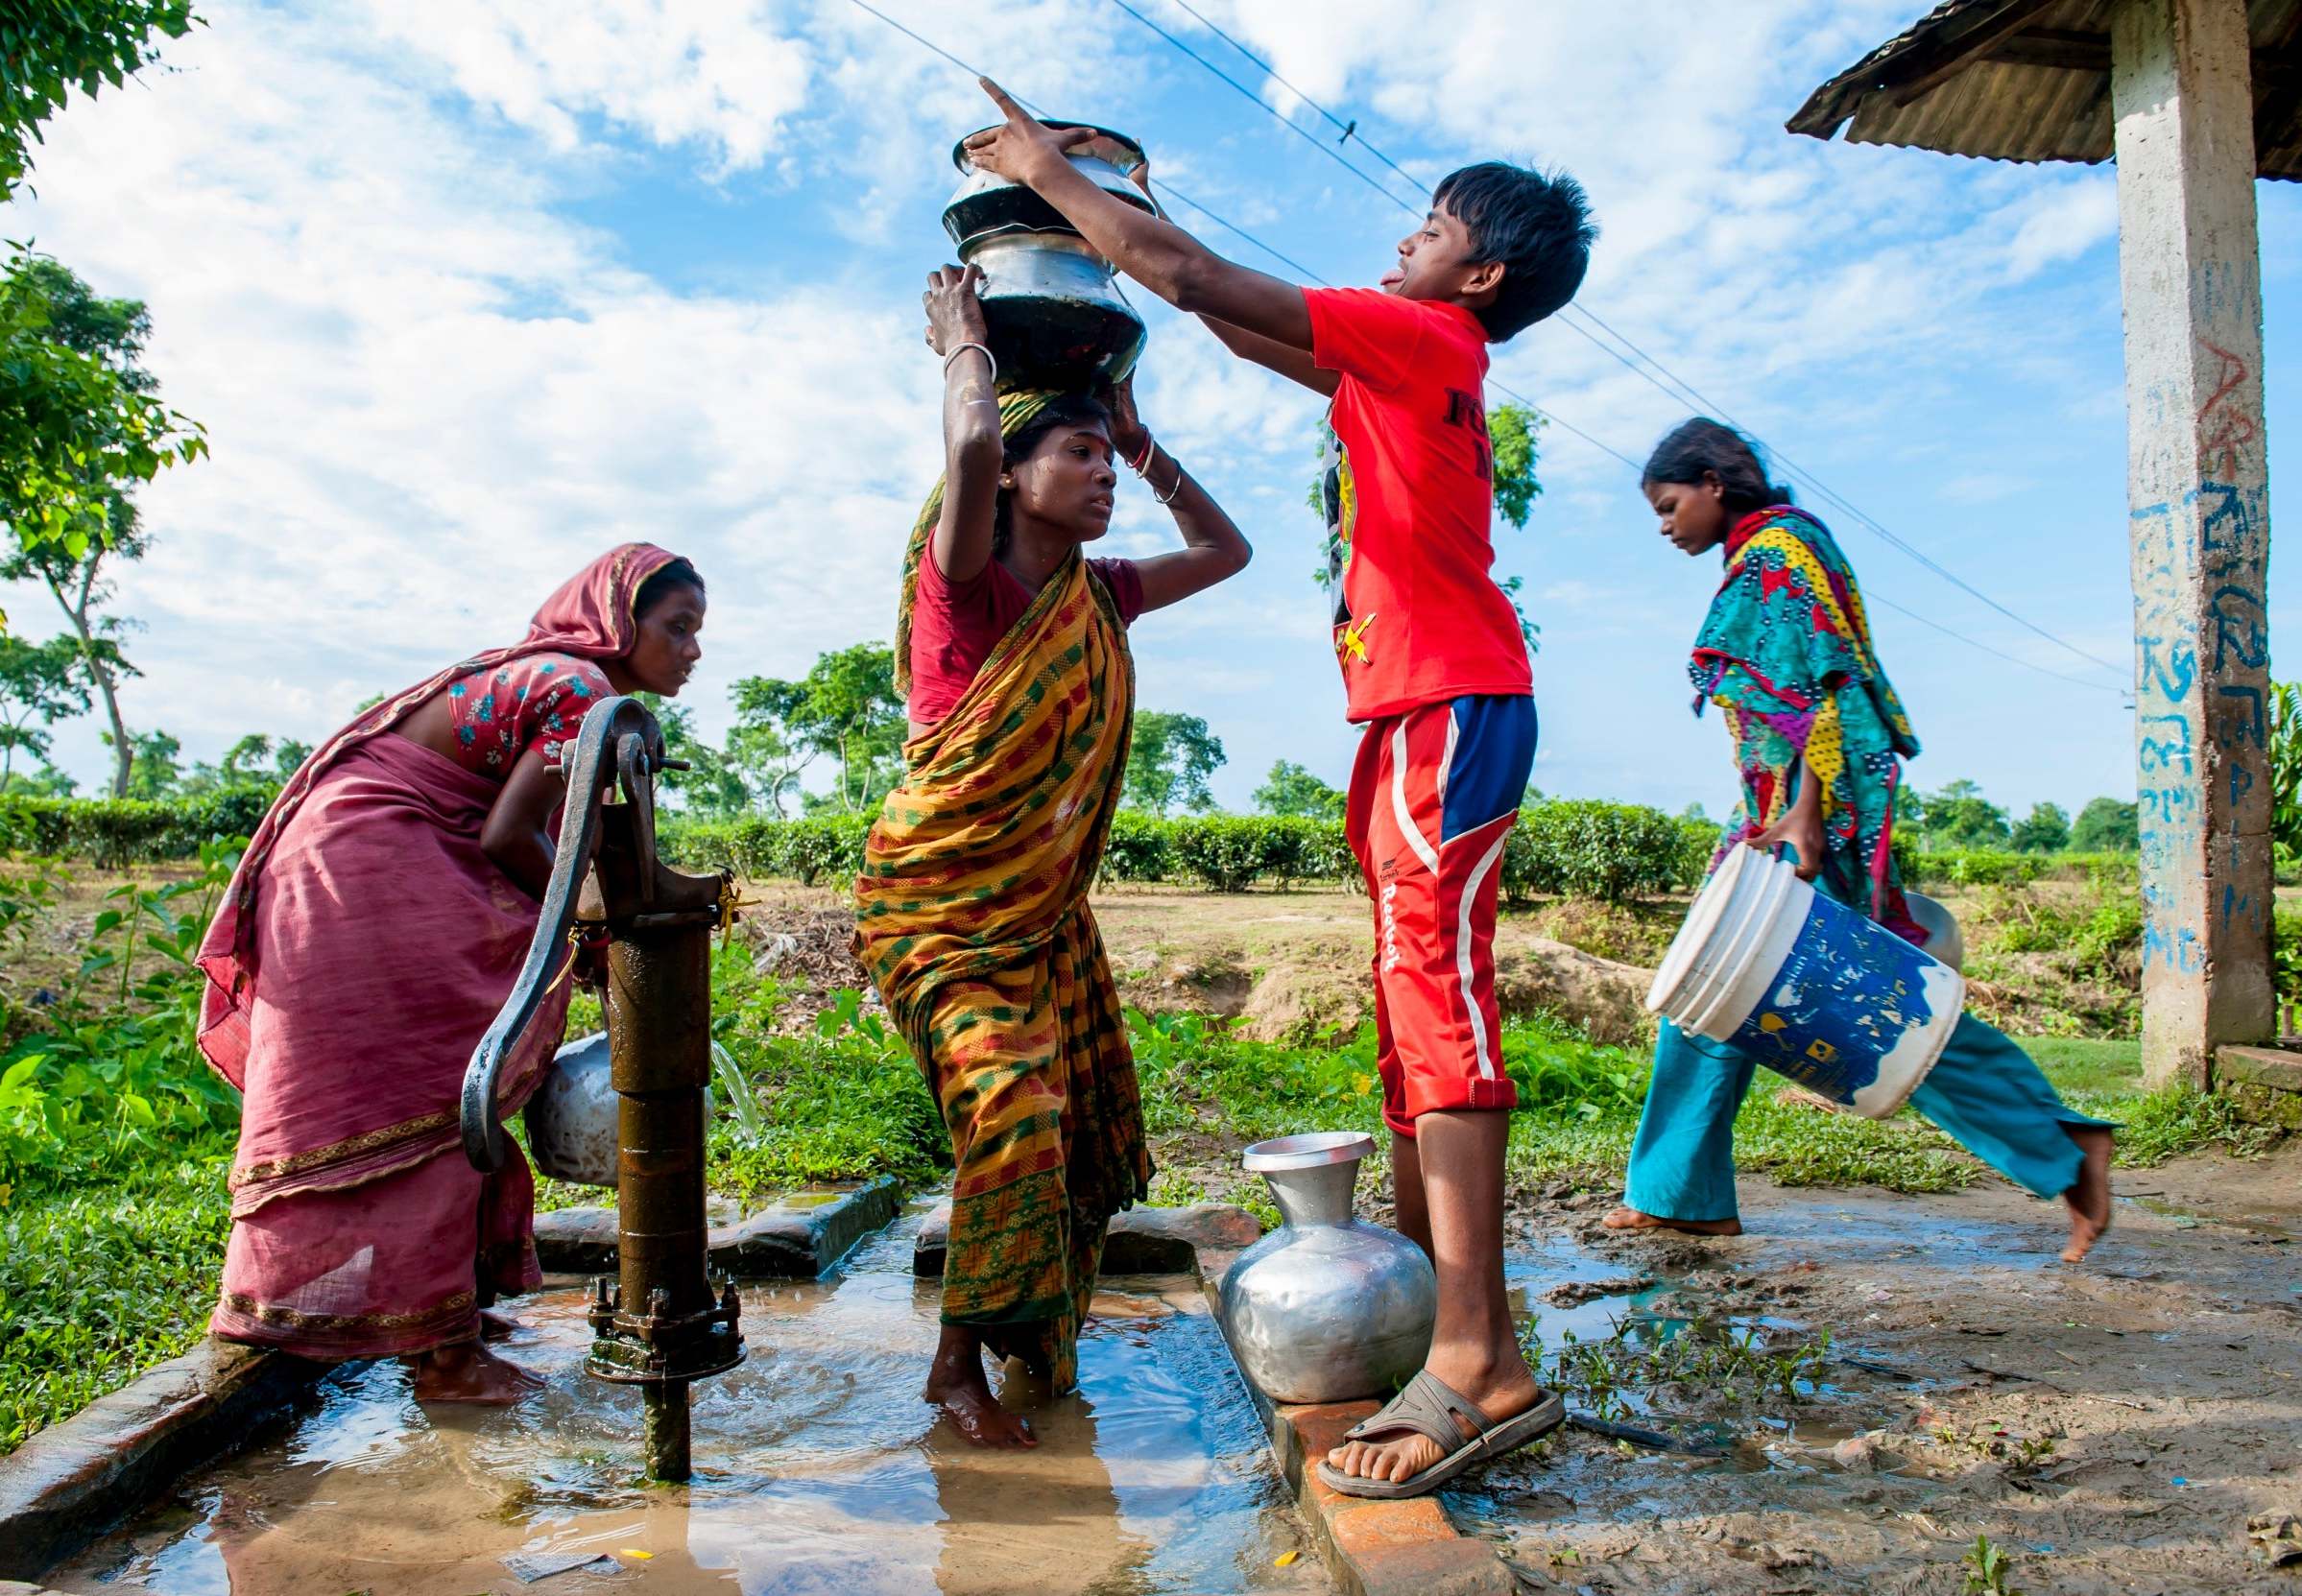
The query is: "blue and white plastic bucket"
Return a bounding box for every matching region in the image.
[1647,846,1964,1118]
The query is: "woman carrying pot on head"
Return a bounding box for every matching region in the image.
[197,545,706,1403]
[855,263,1252,1448]
[1606,418,2115,1262]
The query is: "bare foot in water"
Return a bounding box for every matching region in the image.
[923,1327,1036,1449]
[411,1339,544,1405]
[478,1309,522,1343]
[2060,1126,2115,1262]
[1601,1206,1742,1237]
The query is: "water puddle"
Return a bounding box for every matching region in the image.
[48,1211,1319,1596]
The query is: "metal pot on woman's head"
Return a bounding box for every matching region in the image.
[944,122,1150,390]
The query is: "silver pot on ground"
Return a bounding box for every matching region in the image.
[943,122,1151,390]
[1216,1131,1436,1405]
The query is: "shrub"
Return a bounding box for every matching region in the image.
[0,788,276,867]
[1100,811,1174,884]
[1505,799,1689,905]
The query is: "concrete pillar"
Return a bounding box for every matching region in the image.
[2111,0,2274,1087]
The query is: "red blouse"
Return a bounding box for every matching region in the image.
[907,552,1144,725]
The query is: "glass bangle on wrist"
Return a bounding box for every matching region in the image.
[1125,433,1156,475]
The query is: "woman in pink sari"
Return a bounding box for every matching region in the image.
[196,543,706,1403]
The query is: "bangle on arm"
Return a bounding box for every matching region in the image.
[1154,453,1185,505]
[942,342,996,385]
[1125,433,1156,474]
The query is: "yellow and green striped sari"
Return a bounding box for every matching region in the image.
[857,402,1149,1390]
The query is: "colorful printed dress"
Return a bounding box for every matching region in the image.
[441,654,613,775]
[1691,506,1923,941]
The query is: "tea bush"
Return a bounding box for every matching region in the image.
[0,788,276,868]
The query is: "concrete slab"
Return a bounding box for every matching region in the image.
[0,1339,327,1580]
[910,1197,1262,1277]
[2217,1044,2302,1129]
[534,1175,902,1277]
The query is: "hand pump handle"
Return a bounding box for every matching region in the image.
[461,696,665,1172]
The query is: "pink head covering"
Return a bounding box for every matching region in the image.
[198,542,682,1021]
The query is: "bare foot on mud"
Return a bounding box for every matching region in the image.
[2060,1126,2115,1262]
[1601,1206,1742,1237]
[410,1340,544,1405]
[478,1309,522,1342]
[1324,1349,1547,1487]
[923,1329,1036,1449]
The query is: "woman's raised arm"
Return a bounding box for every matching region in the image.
[1101,376,1252,613]
[925,264,1005,585]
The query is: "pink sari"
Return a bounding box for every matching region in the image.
[197,542,679,1359]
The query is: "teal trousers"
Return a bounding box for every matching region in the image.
[1623,869,2112,1223]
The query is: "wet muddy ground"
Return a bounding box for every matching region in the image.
[44,1209,1320,1596]
[1464,1143,2302,1595]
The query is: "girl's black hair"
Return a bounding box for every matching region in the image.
[634,556,706,618]
[1641,417,1794,516]
[993,392,1113,557]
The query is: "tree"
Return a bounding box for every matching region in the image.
[724,675,813,818]
[107,727,180,798]
[1918,779,2010,850]
[2270,680,2302,861]
[0,10,206,564]
[0,632,87,782]
[2009,800,2070,854]
[1,258,162,793]
[1253,758,1344,821]
[2070,796,2140,853]
[0,2,201,199]
[635,696,751,818]
[1125,711,1224,817]
[731,645,905,817]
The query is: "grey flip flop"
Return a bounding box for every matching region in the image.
[1315,1369,1565,1500]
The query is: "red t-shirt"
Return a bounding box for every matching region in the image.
[907,551,1145,725]
[1305,287,1533,723]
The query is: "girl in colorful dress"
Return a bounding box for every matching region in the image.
[197,544,706,1402]
[1608,419,2115,1262]
[854,263,1251,1448]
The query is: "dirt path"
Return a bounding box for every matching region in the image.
[1463,1143,2302,1594]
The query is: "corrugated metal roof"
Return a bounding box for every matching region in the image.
[1790,0,2302,180]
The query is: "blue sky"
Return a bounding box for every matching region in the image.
[5,0,2297,821]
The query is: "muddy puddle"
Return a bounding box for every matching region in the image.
[1456,1167,2302,1594]
[47,1210,1320,1596]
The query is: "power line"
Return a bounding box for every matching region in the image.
[841,0,2120,695]
[1103,0,1428,215]
[1163,0,1431,195]
[1112,0,2129,685]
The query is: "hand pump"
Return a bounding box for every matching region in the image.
[461,696,743,1481]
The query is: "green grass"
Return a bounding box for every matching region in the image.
[1,1135,233,1455]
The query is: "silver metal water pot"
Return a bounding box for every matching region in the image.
[525,1031,713,1188]
[1217,1131,1437,1405]
[943,122,1151,389]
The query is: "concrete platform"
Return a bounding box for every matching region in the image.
[533,1175,902,1277]
[2218,1043,2302,1129]
[0,1340,326,1581]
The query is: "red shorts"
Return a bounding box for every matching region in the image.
[1347,695,1538,1136]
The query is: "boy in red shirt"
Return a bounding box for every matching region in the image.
[967,82,1595,1499]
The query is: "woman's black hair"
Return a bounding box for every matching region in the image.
[993,392,1113,556]
[1641,417,1794,517]
[634,556,706,618]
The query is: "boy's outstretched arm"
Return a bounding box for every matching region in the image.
[966,80,1314,354]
